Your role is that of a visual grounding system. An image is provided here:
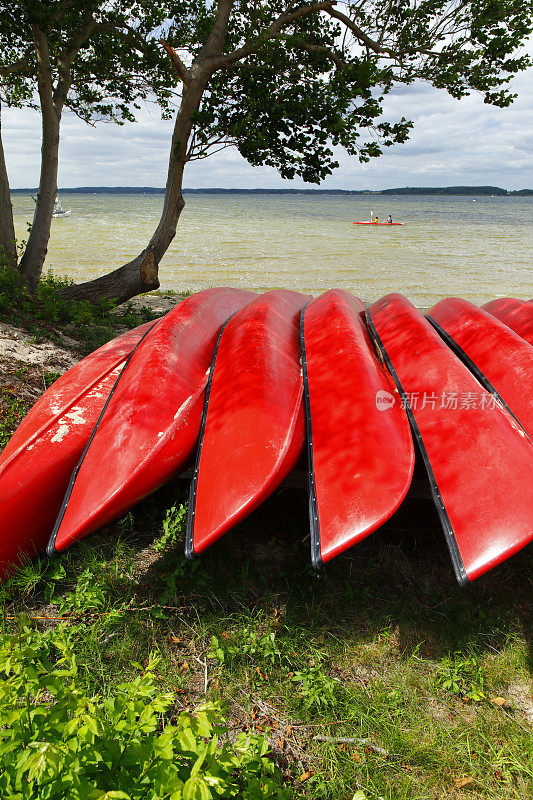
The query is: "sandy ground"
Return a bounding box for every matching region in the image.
[0,294,179,374]
[0,321,78,371]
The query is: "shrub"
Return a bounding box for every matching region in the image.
[0,624,291,799]
[0,260,156,353]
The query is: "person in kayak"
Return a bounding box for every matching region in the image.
[387,215,392,224]
[373,216,379,223]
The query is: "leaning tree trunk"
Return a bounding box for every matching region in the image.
[61,78,207,305]
[0,102,17,271]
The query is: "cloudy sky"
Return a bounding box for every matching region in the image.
[3,67,532,191]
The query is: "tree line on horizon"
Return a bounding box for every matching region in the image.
[1,1,532,304]
[10,186,533,196]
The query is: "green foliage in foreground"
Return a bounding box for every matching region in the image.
[0,261,157,353]
[0,624,289,800]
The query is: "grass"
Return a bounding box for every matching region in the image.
[1,469,532,798]
[1,266,532,797]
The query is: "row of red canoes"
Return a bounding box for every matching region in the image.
[0,292,532,585]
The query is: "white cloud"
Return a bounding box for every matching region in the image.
[3,67,533,190]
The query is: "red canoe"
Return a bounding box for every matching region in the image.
[0,319,156,580]
[428,298,533,438]
[301,290,414,566]
[353,221,404,226]
[48,288,257,554]
[186,289,310,558]
[482,298,533,346]
[367,293,533,584]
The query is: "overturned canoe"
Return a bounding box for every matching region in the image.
[482,298,533,346]
[0,319,156,579]
[367,293,533,585]
[186,289,309,558]
[301,289,414,566]
[48,288,256,554]
[428,297,533,437]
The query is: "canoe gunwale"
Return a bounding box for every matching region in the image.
[46,318,161,556]
[365,307,469,587]
[299,301,322,569]
[426,316,529,437]
[184,313,236,560]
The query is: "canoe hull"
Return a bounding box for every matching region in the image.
[482,298,533,346]
[368,293,533,584]
[186,289,310,558]
[428,297,533,438]
[49,288,257,553]
[0,320,156,579]
[301,290,414,566]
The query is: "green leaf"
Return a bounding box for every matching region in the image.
[183,777,212,800]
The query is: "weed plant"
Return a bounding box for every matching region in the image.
[0,260,157,353]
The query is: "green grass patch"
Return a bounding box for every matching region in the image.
[1,484,532,799]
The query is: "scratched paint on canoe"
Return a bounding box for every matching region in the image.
[0,320,157,580]
[50,288,257,553]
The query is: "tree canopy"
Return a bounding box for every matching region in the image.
[0,0,174,121]
[2,1,532,300]
[0,0,174,283]
[164,0,532,183]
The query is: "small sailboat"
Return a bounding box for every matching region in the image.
[52,195,71,218]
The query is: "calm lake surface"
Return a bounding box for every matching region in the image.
[12,192,533,306]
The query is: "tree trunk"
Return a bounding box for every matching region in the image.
[17,105,60,291]
[18,27,61,293]
[62,79,206,305]
[0,102,17,271]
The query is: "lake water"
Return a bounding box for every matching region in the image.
[11,192,533,306]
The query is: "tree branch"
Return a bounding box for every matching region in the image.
[160,40,191,84]
[0,48,33,77]
[211,1,337,70]
[197,0,235,62]
[325,6,440,59]
[291,38,347,69]
[31,24,55,117]
[97,21,150,53]
[54,15,97,108]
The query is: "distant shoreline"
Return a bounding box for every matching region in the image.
[11,185,533,196]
